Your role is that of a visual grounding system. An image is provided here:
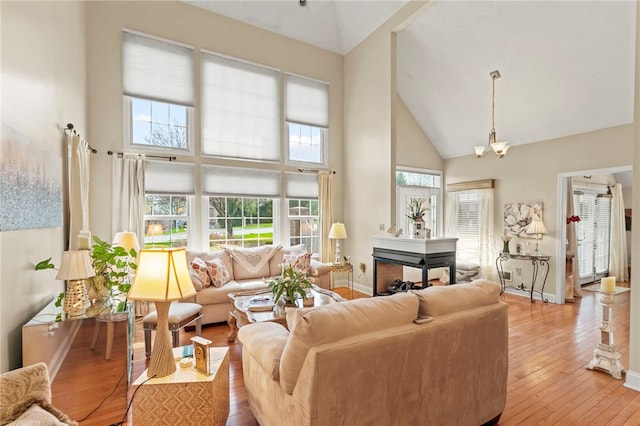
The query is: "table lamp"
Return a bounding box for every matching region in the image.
[328,222,348,264]
[112,231,140,254]
[127,248,196,378]
[56,250,95,316]
[526,219,548,256]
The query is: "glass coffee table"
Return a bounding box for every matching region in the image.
[226,284,346,342]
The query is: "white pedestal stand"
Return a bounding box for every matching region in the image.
[585,291,625,379]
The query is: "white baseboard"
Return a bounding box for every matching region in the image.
[503,287,557,304]
[624,370,640,392]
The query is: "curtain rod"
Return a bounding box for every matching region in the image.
[297,168,336,174]
[107,150,177,162]
[64,123,97,154]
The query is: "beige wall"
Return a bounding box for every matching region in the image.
[395,95,444,171]
[344,1,430,293]
[445,124,633,299]
[85,0,345,242]
[0,0,87,371]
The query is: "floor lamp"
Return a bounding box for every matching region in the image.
[127,248,196,378]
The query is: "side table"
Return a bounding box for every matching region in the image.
[131,346,229,425]
[330,263,353,296]
[495,253,550,303]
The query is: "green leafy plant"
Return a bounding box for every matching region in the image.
[35,236,137,312]
[268,263,313,305]
[406,197,429,221]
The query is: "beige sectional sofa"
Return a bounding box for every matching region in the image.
[238,279,508,426]
[182,244,331,325]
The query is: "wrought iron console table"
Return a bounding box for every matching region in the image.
[496,253,550,303]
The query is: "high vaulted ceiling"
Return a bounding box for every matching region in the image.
[184,1,637,160]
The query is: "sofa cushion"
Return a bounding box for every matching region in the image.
[8,404,69,426]
[282,252,311,275]
[227,245,281,280]
[269,244,306,277]
[279,292,419,394]
[413,279,500,318]
[206,258,231,287]
[187,249,234,283]
[195,279,270,305]
[238,322,290,381]
[189,257,212,290]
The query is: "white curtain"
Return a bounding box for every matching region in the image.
[609,183,629,282]
[566,179,581,300]
[68,133,91,249]
[444,189,497,281]
[318,171,333,264]
[112,154,145,244]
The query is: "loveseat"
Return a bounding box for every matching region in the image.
[182,244,331,325]
[238,279,508,426]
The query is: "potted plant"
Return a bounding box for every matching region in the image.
[268,263,313,306]
[406,197,430,238]
[35,236,137,313]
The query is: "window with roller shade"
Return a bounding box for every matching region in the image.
[143,161,194,248]
[122,31,194,152]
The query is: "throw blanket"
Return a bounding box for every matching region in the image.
[228,245,282,277]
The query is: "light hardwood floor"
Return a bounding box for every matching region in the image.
[51,284,640,425]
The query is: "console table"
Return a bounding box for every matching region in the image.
[496,253,550,303]
[372,236,457,296]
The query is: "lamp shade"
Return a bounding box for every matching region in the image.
[328,222,348,239]
[112,231,140,253]
[56,250,95,280]
[128,248,196,302]
[146,223,164,236]
[526,219,548,236]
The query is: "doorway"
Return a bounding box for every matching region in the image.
[556,165,633,302]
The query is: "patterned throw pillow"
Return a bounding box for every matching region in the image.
[190,257,212,289]
[283,252,311,275]
[206,258,231,287]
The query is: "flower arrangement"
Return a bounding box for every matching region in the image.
[566,215,581,224]
[406,197,430,221]
[268,263,313,305]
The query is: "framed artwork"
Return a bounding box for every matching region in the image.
[0,125,63,231]
[504,202,542,238]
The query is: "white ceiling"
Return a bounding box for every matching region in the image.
[184,1,637,160]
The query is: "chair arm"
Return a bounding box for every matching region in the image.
[238,322,289,381]
[310,260,331,277]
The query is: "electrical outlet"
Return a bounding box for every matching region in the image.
[379,223,385,231]
[515,267,522,276]
[359,262,366,273]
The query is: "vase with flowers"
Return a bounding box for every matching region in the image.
[268,263,313,307]
[406,197,430,238]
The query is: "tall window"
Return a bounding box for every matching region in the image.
[287,199,319,254]
[396,169,442,238]
[122,31,194,152]
[445,186,495,278]
[285,74,329,165]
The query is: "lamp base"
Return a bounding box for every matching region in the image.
[64,280,90,317]
[147,301,176,378]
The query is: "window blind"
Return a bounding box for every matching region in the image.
[285,172,318,199]
[201,52,280,161]
[456,191,481,263]
[285,74,329,128]
[122,31,194,107]
[144,161,195,195]
[202,165,280,198]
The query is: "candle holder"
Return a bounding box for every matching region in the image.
[585,291,625,379]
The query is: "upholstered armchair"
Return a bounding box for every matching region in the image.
[0,362,76,425]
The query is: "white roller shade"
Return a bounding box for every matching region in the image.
[285,74,329,128]
[202,165,280,197]
[285,172,318,199]
[201,52,280,161]
[145,161,195,194]
[122,31,194,106]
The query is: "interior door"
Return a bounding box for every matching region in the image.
[574,190,612,284]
